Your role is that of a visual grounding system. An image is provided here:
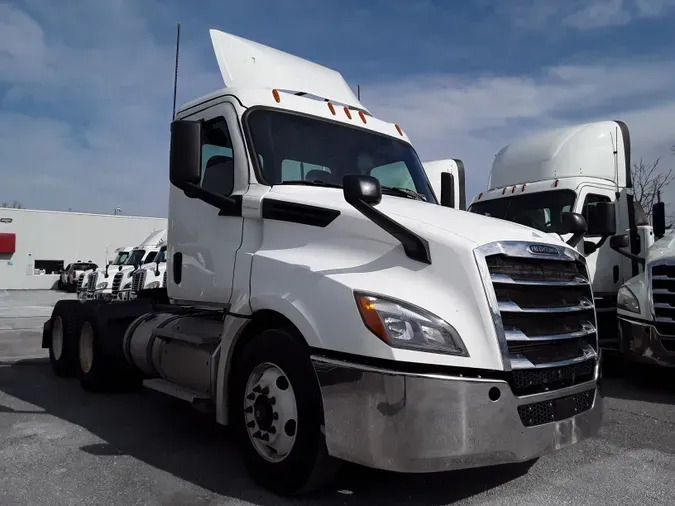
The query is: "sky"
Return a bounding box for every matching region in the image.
[1,0,674,217]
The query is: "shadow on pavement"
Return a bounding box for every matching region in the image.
[602,355,675,405]
[0,363,532,505]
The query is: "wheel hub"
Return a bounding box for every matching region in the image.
[243,362,297,463]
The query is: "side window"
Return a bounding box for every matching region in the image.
[145,252,157,263]
[200,117,235,196]
[581,194,611,236]
[281,160,332,183]
[370,162,416,191]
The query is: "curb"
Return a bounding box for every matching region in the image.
[0,356,49,366]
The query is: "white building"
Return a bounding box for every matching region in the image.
[0,208,167,289]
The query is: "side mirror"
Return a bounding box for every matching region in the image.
[610,234,630,249]
[653,201,666,239]
[561,212,587,248]
[343,174,382,206]
[169,120,202,189]
[587,202,617,237]
[108,260,113,265]
[440,172,455,208]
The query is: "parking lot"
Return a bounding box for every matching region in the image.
[2,291,675,505]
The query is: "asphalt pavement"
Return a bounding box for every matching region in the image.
[1,290,675,505]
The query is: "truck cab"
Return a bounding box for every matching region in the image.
[468,121,652,348]
[42,29,602,496]
[77,246,133,299]
[423,159,466,210]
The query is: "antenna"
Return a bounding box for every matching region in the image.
[357,84,361,100]
[172,22,181,120]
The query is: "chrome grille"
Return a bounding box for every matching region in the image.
[162,270,167,287]
[112,272,123,294]
[650,263,675,336]
[76,273,85,291]
[132,270,146,293]
[476,242,598,395]
[87,272,98,291]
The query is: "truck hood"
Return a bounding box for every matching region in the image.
[647,231,675,265]
[268,186,564,248]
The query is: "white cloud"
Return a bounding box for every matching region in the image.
[363,60,675,200]
[563,0,631,29]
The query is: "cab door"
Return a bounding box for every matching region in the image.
[168,100,249,307]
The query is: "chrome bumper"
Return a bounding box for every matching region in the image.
[312,356,602,473]
[618,317,675,367]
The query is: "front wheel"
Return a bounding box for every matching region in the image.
[232,328,339,496]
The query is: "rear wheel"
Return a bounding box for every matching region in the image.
[48,300,83,377]
[232,328,339,496]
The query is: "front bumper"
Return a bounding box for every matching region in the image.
[617,316,675,367]
[312,356,602,473]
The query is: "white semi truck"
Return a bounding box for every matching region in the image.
[76,246,133,299]
[128,245,168,298]
[468,121,654,350]
[42,29,602,496]
[612,207,675,366]
[82,230,167,301]
[423,159,466,210]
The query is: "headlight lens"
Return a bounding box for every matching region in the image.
[123,282,132,290]
[146,281,160,289]
[617,286,640,314]
[96,282,108,289]
[354,292,468,356]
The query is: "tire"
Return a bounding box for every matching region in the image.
[75,306,142,393]
[48,300,84,377]
[231,328,339,496]
[57,279,64,291]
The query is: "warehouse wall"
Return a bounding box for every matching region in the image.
[0,209,167,289]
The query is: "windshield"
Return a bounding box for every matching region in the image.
[125,249,146,265]
[112,252,130,265]
[468,190,577,234]
[245,109,437,202]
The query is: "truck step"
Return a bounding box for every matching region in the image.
[152,327,221,346]
[143,378,212,404]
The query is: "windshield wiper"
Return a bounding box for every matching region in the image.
[381,186,426,201]
[276,180,342,189]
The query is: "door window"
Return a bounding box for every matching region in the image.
[200,117,235,196]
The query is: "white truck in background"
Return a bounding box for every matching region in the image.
[59,261,98,292]
[76,247,133,298]
[41,29,602,496]
[82,230,167,301]
[612,208,675,366]
[423,159,466,210]
[129,245,168,298]
[468,121,654,350]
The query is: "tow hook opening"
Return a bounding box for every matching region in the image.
[488,387,501,402]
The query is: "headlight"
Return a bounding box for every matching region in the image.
[146,281,160,289]
[354,292,468,356]
[123,282,132,290]
[96,282,108,289]
[617,286,640,314]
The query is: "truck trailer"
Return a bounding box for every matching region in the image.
[42,29,603,496]
[468,121,653,349]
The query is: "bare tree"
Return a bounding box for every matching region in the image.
[0,201,24,209]
[631,157,675,220]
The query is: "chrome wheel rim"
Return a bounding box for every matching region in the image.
[243,362,298,463]
[52,317,64,360]
[79,322,95,374]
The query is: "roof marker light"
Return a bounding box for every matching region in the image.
[395,124,403,136]
[327,102,336,115]
[344,107,352,119]
[554,179,560,188]
[502,188,507,195]
[272,89,281,103]
[359,111,367,124]
[511,186,516,193]
[478,193,483,200]
[522,184,526,192]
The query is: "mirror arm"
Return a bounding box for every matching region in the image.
[566,232,584,248]
[346,197,431,264]
[182,182,240,215]
[611,246,645,267]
